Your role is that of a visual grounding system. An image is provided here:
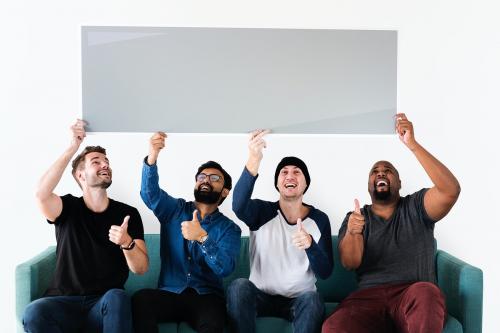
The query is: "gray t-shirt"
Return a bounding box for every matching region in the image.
[338,189,437,290]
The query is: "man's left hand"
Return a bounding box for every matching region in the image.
[395,113,418,150]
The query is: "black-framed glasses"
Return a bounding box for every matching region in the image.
[196,173,223,183]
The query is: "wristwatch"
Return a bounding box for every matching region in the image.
[198,234,208,244]
[120,239,136,251]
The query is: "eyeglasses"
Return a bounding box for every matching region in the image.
[196,173,223,183]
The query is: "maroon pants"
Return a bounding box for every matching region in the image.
[322,282,446,333]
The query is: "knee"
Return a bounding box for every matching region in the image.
[227,278,254,302]
[408,282,444,306]
[131,288,156,312]
[102,288,130,310]
[23,299,50,329]
[296,291,324,314]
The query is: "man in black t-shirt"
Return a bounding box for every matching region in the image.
[23,119,149,333]
[323,114,461,333]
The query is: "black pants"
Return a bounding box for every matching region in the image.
[132,288,225,333]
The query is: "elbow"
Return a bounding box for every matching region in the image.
[35,189,48,203]
[318,265,334,279]
[340,257,360,271]
[444,184,461,206]
[132,259,149,275]
[231,201,242,217]
[452,183,461,200]
[218,260,236,278]
[132,264,149,275]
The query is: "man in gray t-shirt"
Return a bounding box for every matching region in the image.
[322,113,461,333]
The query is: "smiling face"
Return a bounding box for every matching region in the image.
[277,165,307,200]
[193,167,229,205]
[78,152,112,189]
[368,161,401,203]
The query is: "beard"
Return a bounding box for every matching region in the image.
[373,188,392,201]
[91,179,112,189]
[194,184,222,204]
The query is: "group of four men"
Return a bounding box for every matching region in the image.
[23,113,460,333]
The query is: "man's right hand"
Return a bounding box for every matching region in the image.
[70,119,87,151]
[147,132,167,165]
[246,129,270,176]
[347,199,365,235]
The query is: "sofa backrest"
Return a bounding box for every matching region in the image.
[125,234,358,303]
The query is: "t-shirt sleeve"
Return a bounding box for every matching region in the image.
[127,207,145,241]
[410,188,436,227]
[337,212,351,244]
[48,194,74,225]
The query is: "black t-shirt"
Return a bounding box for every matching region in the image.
[339,189,437,290]
[44,194,144,296]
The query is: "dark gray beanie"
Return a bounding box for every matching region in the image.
[274,156,311,194]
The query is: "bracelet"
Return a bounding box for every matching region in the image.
[197,233,208,244]
[120,239,136,250]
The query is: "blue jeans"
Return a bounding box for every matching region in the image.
[227,278,324,333]
[22,288,132,333]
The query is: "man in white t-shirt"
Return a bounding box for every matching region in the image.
[227,130,334,333]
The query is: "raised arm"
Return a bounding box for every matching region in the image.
[35,119,86,221]
[339,199,365,270]
[245,129,270,176]
[232,130,275,229]
[396,113,461,221]
[140,132,180,223]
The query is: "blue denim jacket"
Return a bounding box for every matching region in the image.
[140,160,241,296]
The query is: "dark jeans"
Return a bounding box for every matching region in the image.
[22,288,132,333]
[322,282,446,333]
[226,278,324,333]
[132,287,226,333]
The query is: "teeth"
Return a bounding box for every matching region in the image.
[377,180,388,186]
[285,184,296,188]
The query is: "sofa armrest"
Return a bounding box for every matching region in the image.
[436,249,483,333]
[15,247,56,327]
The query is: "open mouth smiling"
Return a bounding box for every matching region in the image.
[200,184,212,192]
[375,179,389,190]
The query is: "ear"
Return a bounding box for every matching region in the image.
[77,169,85,184]
[221,188,230,198]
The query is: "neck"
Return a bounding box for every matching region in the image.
[279,196,309,224]
[370,196,400,220]
[195,202,218,219]
[82,188,109,213]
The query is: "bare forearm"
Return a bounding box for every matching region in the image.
[36,145,78,200]
[245,157,261,176]
[411,142,460,196]
[339,234,364,270]
[123,242,149,275]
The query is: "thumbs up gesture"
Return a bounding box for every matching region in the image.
[109,215,133,247]
[292,218,312,250]
[347,199,365,235]
[181,210,207,241]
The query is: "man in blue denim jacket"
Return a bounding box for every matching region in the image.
[132,132,242,333]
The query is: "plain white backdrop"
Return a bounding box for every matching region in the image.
[1,0,499,331]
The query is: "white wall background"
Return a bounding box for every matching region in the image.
[1,0,499,331]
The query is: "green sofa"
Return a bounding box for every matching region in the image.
[16,234,483,333]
